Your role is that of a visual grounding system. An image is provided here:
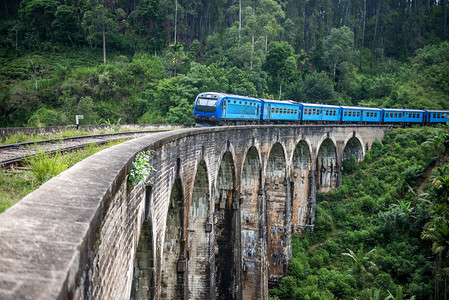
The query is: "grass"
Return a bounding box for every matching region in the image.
[0,139,125,213]
[0,125,175,146]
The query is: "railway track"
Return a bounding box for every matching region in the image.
[0,130,166,168]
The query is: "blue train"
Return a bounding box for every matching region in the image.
[192,92,449,126]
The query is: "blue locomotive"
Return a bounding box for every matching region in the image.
[192,92,449,126]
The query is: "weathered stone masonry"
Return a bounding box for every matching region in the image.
[0,125,389,300]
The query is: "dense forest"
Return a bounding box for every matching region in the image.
[0,0,448,127]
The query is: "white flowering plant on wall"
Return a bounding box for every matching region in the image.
[128,150,155,186]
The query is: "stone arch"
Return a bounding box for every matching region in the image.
[161,178,184,299]
[316,138,337,192]
[291,140,312,233]
[240,146,262,299]
[188,160,210,299]
[214,151,236,299]
[343,136,364,162]
[265,142,288,284]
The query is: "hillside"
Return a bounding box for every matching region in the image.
[270,126,449,299]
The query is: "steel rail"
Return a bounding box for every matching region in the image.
[0,130,168,167]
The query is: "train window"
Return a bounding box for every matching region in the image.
[399,113,402,118]
[271,108,275,113]
[234,101,236,103]
[438,113,442,118]
[344,111,347,116]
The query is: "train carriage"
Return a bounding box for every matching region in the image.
[361,108,382,123]
[382,108,425,123]
[341,106,363,122]
[426,110,449,123]
[262,99,301,122]
[382,108,404,123]
[403,109,425,123]
[302,103,340,122]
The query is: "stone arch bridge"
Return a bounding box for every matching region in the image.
[0,125,389,300]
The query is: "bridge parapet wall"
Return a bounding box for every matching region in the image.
[0,125,389,300]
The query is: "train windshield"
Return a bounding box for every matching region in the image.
[195,97,219,113]
[197,97,218,107]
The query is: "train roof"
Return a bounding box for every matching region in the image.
[425,109,449,113]
[262,99,299,105]
[341,106,382,111]
[301,103,340,108]
[382,108,425,112]
[197,92,259,101]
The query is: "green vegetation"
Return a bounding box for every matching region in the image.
[1,1,449,127]
[0,140,124,213]
[128,150,155,186]
[270,126,449,299]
